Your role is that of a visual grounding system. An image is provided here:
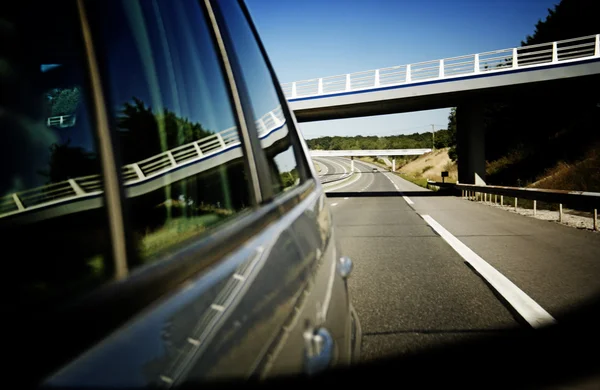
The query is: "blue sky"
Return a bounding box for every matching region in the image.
[246,0,558,139]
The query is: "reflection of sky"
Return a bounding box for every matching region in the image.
[273,146,297,173]
[93,0,237,133]
[219,0,281,120]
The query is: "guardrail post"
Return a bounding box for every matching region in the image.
[167,151,177,166]
[595,35,600,57]
[317,78,323,94]
[512,48,518,68]
[374,69,380,87]
[501,195,504,206]
[270,111,283,127]
[12,193,25,211]
[193,142,203,157]
[594,209,598,231]
[132,163,146,179]
[345,74,351,91]
[68,179,86,196]
[406,64,411,83]
[484,193,487,202]
[494,194,497,204]
[559,203,563,222]
[474,54,480,73]
[552,42,558,63]
[216,133,227,148]
[439,59,444,78]
[291,82,297,98]
[533,200,537,216]
[515,197,518,210]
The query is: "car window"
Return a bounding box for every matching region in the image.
[216,0,306,197]
[1,2,114,317]
[88,0,252,266]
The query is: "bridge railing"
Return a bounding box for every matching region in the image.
[1,107,285,220]
[282,34,600,99]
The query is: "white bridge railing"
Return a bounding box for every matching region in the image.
[281,34,600,99]
[0,107,286,219]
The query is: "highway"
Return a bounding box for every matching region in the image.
[314,157,600,362]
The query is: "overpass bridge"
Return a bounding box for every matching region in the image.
[310,149,431,171]
[282,34,600,184]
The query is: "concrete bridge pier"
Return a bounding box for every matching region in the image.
[457,102,486,185]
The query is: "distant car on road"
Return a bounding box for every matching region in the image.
[2,0,360,387]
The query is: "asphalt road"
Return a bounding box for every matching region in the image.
[315,157,600,363]
[313,157,353,184]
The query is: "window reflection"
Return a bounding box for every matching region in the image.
[89,0,251,265]
[218,1,304,196]
[1,3,112,314]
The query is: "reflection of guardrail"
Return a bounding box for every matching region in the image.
[427,181,599,231]
[47,114,76,128]
[281,34,600,99]
[2,108,286,220]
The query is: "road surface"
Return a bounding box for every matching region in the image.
[315,157,600,362]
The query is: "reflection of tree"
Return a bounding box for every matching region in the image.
[117,97,212,164]
[47,87,80,116]
[39,139,99,183]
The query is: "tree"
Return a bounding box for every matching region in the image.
[47,87,80,116]
[39,139,98,183]
[447,108,458,161]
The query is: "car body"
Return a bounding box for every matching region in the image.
[1,0,360,387]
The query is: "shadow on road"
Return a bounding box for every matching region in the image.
[327,191,452,198]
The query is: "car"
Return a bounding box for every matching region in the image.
[1,0,360,387]
[372,167,378,172]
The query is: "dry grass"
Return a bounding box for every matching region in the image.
[529,147,600,192]
[399,148,457,182]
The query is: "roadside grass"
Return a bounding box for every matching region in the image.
[393,171,429,188]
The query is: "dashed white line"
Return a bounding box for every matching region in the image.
[331,202,339,207]
[421,214,556,328]
[210,304,225,312]
[344,197,349,200]
[402,196,414,205]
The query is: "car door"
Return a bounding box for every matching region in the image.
[208,0,355,377]
[0,0,350,388]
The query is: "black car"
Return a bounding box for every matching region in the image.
[1,1,360,387]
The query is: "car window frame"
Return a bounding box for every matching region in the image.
[209,0,314,204]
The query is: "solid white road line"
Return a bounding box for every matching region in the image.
[421,214,556,329]
[383,171,415,205]
[331,203,338,207]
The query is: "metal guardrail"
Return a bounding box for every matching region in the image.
[281,34,600,99]
[1,107,286,220]
[428,181,599,230]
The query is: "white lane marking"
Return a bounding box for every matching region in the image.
[383,171,415,205]
[331,202,338,207]
[421,214,556,328]
[344,197,349,200]
[210,304,225,312]
[233,274,245,281]
[324,164,362,192]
